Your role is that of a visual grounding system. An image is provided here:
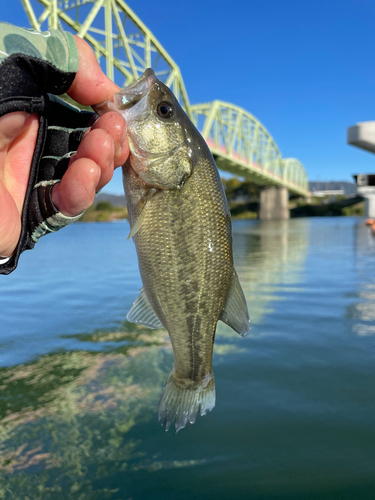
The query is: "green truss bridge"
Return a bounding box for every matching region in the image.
[191,102,308,197]
[21,0,310,215]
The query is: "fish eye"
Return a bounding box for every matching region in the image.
[157,101,174,119]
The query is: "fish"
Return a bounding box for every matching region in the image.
[94,69,250,432]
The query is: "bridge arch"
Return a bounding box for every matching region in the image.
[21,0,309,197]
[191,101,309,197]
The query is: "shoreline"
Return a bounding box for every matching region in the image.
[78,202,364,223]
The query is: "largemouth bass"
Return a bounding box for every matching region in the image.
[94,69,250,432]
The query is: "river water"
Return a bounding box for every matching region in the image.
[0,216,375,499]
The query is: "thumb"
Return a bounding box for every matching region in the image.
[67,36,120,106]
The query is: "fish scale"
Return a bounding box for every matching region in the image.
[124,140,234,416]
[94,68,250,432]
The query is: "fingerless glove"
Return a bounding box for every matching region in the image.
[0,23,95,274]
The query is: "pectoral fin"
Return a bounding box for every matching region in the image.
[219,271,250,337]
[127,188,157,240]
[127,288,163,329]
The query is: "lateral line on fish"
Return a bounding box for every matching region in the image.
[127,188,157,240]
[190,177,206,381]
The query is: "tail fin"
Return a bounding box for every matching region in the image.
[158,372,215,432]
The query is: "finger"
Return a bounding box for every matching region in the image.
[89,112,129,167]
[75,128,115,191]
[67,36,120,106]
[0,182,21,257]
[0,112,39,257]
[51,158,101,217]
[52,120,127,217]
[1,114,39,212]
[0,111,30,152]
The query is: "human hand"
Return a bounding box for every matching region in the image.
[0,36,129,258]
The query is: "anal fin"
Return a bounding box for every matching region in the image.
[219,270,250,337]
[127,288,163,329]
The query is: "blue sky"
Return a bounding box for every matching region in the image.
[2,0,375,194]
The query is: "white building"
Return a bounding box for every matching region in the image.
[312,189,345,197]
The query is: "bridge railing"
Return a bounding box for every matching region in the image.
[191,101,309,196]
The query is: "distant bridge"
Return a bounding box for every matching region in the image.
[191,101,308,197]
[22,0,309,207]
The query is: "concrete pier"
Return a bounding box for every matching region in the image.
[259,186,290,220]
[353,174,375,218]
[347,122,375,153]
[363,193,375,218]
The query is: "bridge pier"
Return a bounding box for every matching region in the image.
[356,186,375,218]
[259,186,290,220]
[363,194,375,218]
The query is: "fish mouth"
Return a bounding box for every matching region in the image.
[114,68,157,110]
[92,68,157,117]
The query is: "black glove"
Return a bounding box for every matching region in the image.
[0,24,95,275]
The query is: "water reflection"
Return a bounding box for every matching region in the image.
[2,218,375,499]
[350,222,375,337]
[0,220,311,497]
[0,334,167,497]
[231,219,309,327]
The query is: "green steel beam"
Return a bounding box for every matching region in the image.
[105,0,113,81]
[192,101,309,197]
[111,1,135,80]
[50,0,58,29]
[77,0,105,39]
[21,0,191,115]
[21,0,308,196]
[21,0,42,29]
